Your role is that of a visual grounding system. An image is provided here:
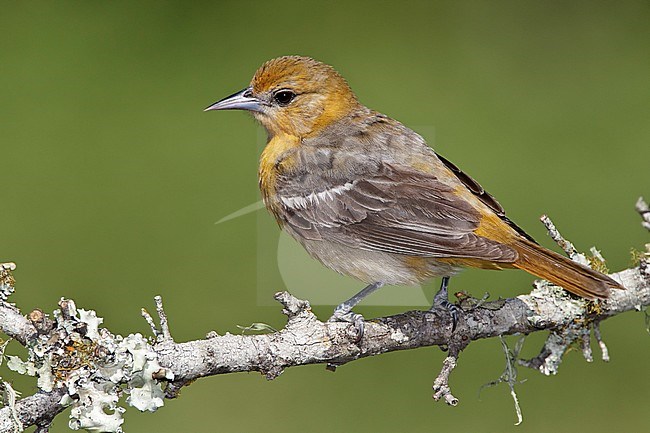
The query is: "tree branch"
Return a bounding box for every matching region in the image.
[0,389,67,433]
[0,199,648,432]
[154,264,648,382]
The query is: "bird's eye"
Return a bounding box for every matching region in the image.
[273,90,296,106]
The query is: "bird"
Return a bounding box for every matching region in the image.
[205,55,623,336]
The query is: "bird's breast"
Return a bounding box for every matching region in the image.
[258,134,302,221]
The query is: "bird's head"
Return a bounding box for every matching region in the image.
[205,56,359,137]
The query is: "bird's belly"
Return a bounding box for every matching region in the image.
[287,231,461,285]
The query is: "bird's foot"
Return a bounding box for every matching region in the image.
[432,300,460,333]
[328,307,365,343]
[326,282,384,343]
[430,276,460,333]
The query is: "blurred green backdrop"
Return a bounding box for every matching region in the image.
[1,1,649,432]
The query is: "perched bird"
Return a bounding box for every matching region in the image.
[205,56,623,335]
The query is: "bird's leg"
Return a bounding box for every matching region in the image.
[328,282,384,341]
[430,276,460,332]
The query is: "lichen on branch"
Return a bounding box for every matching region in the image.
[0,198,647,432]
[5,297,172,433]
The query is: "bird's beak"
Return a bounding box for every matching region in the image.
[204,87,263,112]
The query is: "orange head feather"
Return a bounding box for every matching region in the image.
[206,56,360,138]
[250,56,359,137]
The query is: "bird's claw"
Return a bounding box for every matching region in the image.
[431,276,460,333]
[438,300,460,333]
[328,309,365,342]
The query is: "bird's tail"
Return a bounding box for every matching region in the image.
[511,239,623,299]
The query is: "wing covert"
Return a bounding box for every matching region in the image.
[277,163,518,262]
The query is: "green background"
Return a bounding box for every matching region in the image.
[2,1,648,432]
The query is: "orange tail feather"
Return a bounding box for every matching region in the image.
[512,240,623,299]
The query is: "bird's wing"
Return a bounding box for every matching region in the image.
[435,154,537,244]
[276,163,518,262]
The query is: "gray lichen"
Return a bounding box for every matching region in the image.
[0,263,16,303]
[7,299,173,432]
